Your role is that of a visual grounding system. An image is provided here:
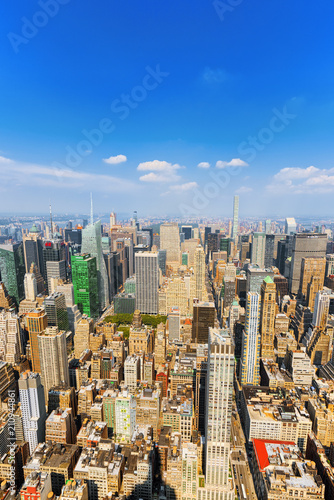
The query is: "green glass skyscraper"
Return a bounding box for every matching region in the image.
[0,243,25,305]
[71,254,99,319]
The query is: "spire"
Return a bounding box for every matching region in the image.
[90,192,94,225]
[49,203,53,239]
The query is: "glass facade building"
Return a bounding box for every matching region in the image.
[71,254,99,319]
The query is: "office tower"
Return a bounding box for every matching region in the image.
[240,292,261,385]
[326,254,334,276]
[22,225,44,274]
[27,308,48,373]
[222,277,236,314]
[19,372,47,454]
[155,323,166,365]
[115,391,137,441]
[313,290,330,329]
[299,256,326,302]
[30,262,44,295]
[42,238,66,280]
[81,220,109,310]
[290,233,327,294]
[64,227,82,246]
[232,194,239,241]
[160,223,180,265]
[110,212,117,229]
[46,260,66,294]
[265,219,271,234]
[24,272,37,301]
[44,292,69,331]
[38,327,70,399]
[135,251,159,314]
[264,234,275,268]
[246,265,275,294]
[181,225,192,240]
[285,217,297,235]
[194,246,206,300]
[207,233,219,255]
[260,277,276,359]
[74,316,94,358]
[124,355,140,390]
[202,327,234,500]
[0,242,25,304]
[45,408,76,444]
[167,307,180,341]
[0,310,22,364]
[71,254,99,319]
[55,282,82,334]
[192,302,215,344]
[251,232,266,267]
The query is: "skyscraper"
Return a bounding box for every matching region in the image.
[160,223,180,265]
[299,256,326,304]
[24,272,37,301]
[312,290,330,329]
[194,246,206,301]
[22,225,44,274]
[290,234,327,294]
[232,195,239,242]
[285,217,297,235]
[201,327,234,500]
[44,292,69,332]
[192,302,215,344]
[251,233,266,268]
[38,327,70,399]
[19,371,47,454]
[240,292,261,385]
[71,254,99,319]
[0,242,25,304]
[26,308,48,373]
[260,277,276,359]
[81,221,109,310]
[0,310,22,364]
[46,260,66,294]
[135,251,159,314]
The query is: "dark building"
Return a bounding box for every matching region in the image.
[181,226,192,240]
[42,239,66,280]
[44,292,69,331]
[64,228,82,246]
[290,233,327,294]
[158,249,167,275]
[204,226,211,244]
[191,302,215,343]
[207,233,219,254]
[114,293,136,314]
[274,275,289,303]
[264,234,275,268]
[0,242,25,305]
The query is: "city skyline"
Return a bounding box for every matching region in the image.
[1,2,334,215]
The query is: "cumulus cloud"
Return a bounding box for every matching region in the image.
[236,186,253,194]
[216,158,249,168]
[267,165,334,194]
[103,154,127,164]
[137,160,182,183]
[0,156,13,163]
[197,162,210,169]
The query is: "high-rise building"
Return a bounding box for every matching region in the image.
[81,220,109,310]
[135,251,159,314]
[110,212,116,229]
[0,242,25,304]
[19,371,47,454]
[42,238,66,280]
[290,233,327,294]
[246,265,275,294]
[38,327,70,399]
[192,301,215,344]
[124,354,140,391]
[312,290,330,329]
[325,254,334,276]
[232,194,239,242]
[160,223,180,265]
[22,225,44,275]
[24,272,37,301]
[71,254,99,319]
[265,219,271,234]
[285,217,297,235]
[167,307,180,342]
[181,225,192,240]
[44,292,69,332]
[240,292,261,385]
[46,260,66,294]
[251,233,266,267]
[27,308,48,373]
[0,310,22,364]
[74,316,94,359]
[194,246,206,301]
[260,277,276,359]
[299,256,326,303]
[201,327,234,500]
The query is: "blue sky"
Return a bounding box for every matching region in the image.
[1,0,334,217]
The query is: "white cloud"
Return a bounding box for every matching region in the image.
[170,182,198,192]
[267,165,334,194]
[137,160,182,183]
[0,156,13,163]
[197,162,210,169]
[216,158,249,169]
[236,186,253,194]
[103,154,127,164]
[202,67,229,84]
[0,159,136,193]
